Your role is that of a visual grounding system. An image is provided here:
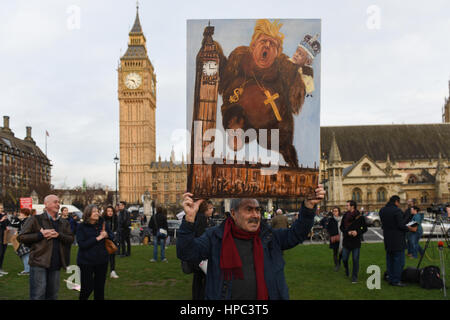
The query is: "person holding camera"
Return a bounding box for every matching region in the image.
[149,207,168,263]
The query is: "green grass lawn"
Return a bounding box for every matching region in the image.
[0,242,448,300]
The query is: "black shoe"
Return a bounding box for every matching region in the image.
[334,265,340,272]
[390,282,407,287]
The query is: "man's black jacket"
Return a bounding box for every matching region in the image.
[379,203,409,252]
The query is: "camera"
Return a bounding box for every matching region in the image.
[427,203,448,215]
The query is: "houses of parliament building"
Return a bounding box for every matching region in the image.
[118,8,450,213]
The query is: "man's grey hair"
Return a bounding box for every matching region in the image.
[230,198,258,212]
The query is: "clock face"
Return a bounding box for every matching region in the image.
[202,61,218,76]
[125,72,142,89]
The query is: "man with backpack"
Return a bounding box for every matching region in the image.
[379,195,416,287]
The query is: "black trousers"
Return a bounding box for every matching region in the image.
[108,254,116,272]
[119,229,131,256]
[333,247,342,267]
[192,269,206,300]
[79,263,108,300]
[0,243,7,269]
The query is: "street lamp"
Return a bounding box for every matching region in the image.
[114,154,119,205]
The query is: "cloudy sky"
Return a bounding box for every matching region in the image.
[1,0,449,189]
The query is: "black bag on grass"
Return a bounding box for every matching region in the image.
[401,267,420,283]
[419,266,443,289]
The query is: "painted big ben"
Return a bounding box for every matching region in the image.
[188,23,224,191]
[118,5,156,204]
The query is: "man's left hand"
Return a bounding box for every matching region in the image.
[305,184,325,209]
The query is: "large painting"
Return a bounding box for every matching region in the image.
[187,19,321,198]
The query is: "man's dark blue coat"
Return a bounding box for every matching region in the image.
[176,205,315,300]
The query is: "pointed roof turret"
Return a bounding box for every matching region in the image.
[122,3,148,60]
[170,146,175,163]
[328,132,342,163]
[130,2,143,34]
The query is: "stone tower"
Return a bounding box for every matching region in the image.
[118,4,156,204]
[327,132,344,206]
[435,152,448,202]
[444,80,450,123]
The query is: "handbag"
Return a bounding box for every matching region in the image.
[154,214,168,239]
[103,223,118,254]
[16,243,31,257]
[330,234,340,244]
[181,260,194,274]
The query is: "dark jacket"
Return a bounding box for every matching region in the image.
[149,213,168,236]
[176,204,315,300]
[118,209,131,231]
[0,213,11,244]
[340,211,367,250]
[326,217,340,249]
[379,203,409,252]
[271,215,289,230]
[76,217,114,265]
[17,213,74,269]
[104,215,118,233]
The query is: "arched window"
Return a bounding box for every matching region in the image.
[362,163,371,175]
[377,188,387,202]
[352,188,362,203]
[420,192,428,204]
[407,174,418,184]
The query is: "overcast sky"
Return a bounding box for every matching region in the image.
[1,0,449,189]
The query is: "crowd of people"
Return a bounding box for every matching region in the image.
[320,197,450,287]
[1,190,449,300]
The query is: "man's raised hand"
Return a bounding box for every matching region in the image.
[305,184,326,209]
[182,192,204,223]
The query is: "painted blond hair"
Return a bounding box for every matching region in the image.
[250,19,284,54]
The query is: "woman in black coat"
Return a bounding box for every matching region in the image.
[103,206,119,279]
[192,200,215,300]
[77,204,114,300]
[326,207,342,271]
[339,201,368,283]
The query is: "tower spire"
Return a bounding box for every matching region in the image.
[130,2,143,34]
[328,132,342,164]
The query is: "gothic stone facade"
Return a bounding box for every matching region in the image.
[321,124,450,211]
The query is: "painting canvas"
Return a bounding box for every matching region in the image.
[187,19,321,199]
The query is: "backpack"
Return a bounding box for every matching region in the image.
[401,267,421,283]
[419,266,443,289]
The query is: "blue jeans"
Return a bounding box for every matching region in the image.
[386,250,405,284]
[153,236,166,261]
[29,266,60,300]
[342,247,360,280]
[408,232,424,258]
[21,253,30,273]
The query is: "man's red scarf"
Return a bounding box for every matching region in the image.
[220,217,269,300]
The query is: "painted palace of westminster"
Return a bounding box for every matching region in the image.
[117,8,450,213]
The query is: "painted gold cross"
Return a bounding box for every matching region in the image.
[264,90,282,121]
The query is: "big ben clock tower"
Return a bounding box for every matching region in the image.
[188,23,224,192]
[118,4,156,204]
